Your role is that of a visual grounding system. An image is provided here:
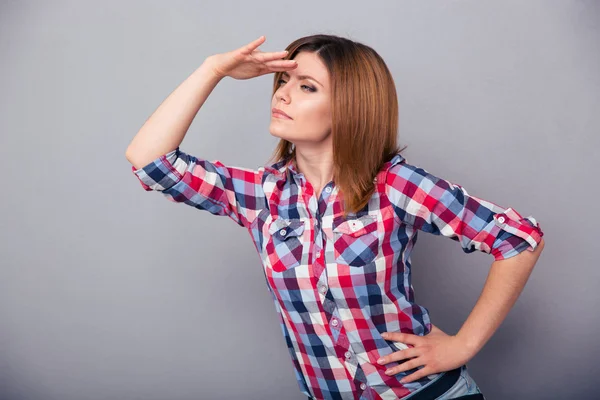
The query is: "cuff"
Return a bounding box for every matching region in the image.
[130,148,185,191]
[491,207,544,261]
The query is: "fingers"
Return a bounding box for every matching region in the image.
[265,60,298,72]
[265,58,297,66]
[382,331,422,346]
[254,50,290,62]
[384,358,422,376]
[399,368,432,384]
[240,35,266,55]
[378,348,420,365]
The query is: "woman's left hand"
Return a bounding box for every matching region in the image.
[378,324,475,384]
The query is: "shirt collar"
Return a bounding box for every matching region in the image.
[388,152,405,167]
[269,152,405,178]
[285,157,301,176]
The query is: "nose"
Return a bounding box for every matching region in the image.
[277,92,289,103]
[276,86,290,103]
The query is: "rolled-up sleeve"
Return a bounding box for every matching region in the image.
[385,160,544,261]
[130,147,266,229]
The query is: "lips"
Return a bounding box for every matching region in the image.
[272,108,292,119]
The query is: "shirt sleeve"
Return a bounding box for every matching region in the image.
[385,160,544,261]
[130,147,266,229]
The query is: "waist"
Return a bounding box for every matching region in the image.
[403,366,462,400]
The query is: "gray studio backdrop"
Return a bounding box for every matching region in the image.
[1,1,598,399]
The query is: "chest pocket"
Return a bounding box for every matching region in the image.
[332,214,380,267]
[266,217,306,272]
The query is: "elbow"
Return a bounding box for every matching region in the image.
[125,149,143,170]
[125,144,135,162]
[125,149,135,167]
[527,237,545,267]
[537,237,545,252]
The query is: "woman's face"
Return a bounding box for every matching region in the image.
[269,51,332,145]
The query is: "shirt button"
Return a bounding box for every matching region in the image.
[344,351,352,359]
[316,250,321,258]
[331,318,339,327]
[325,186,332,193]
[279,228,287,236]
[498,216,506,224]
[319,285,327,294]
[360,383,367,390]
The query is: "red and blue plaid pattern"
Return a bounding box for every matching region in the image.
[131,147,543,399]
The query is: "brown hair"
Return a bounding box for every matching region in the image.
[267,34,407,218]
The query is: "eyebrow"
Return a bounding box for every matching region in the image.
[281,71,324,88]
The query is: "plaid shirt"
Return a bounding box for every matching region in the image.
[131,147,543,400]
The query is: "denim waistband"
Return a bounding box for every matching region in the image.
[406,366,461,400]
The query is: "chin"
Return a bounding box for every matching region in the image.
[269,126,289,140]
[268,128,280,138]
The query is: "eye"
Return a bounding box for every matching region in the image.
[277,79,316,93]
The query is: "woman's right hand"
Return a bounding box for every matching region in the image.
[206,36,298,80]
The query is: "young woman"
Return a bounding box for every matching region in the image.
[126,34,545,400]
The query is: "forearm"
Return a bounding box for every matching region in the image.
[456,238,545,355]
[126,57,223,169]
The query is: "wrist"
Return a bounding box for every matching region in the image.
[455,330,483,358]
[202,56,226,81]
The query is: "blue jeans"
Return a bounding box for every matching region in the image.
[405,364,486,399]
[305,365,486,399]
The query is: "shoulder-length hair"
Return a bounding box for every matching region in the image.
[267,34,407,218]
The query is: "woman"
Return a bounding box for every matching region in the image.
[126,34,545,400]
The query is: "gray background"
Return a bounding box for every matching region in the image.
[1,1,598,399]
